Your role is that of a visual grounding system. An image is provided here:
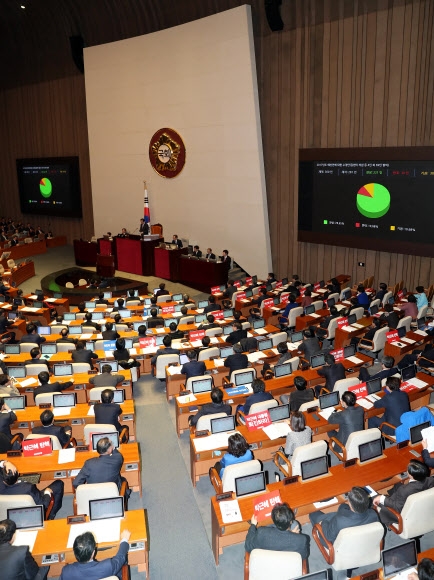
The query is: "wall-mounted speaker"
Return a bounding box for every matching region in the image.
[264,0,284,32]
[69,35,85,74]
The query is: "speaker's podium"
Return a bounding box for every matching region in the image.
[154,243,188,281]
[96,253,115,277]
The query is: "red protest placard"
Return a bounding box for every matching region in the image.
[314,282,321,290]
[275,281,283,289]
[211,286,221,294]
[22,436,52,457]
[234,281,241,288]
[280,294,289,304]
[330,348,344,362]
[262,298,274,309]
[139,337,156,348]
[386,330,399,343]
[162,305,175,314]
[299,287,306,296]
[245,277,252,285]
[236,291,246,301]
[337,317,349,329]
[189,329,205,341]
[397,290,404,299]
[348,382,368,399]
[212,310,224,320]
[400,381,419,393]
[253,490,282,521]
[245,410,272,431]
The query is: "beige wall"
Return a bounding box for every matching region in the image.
[85,5,272,277]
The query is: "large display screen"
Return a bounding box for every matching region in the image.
[298,147,434,256]
[16,156,82,218]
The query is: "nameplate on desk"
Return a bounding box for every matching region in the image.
[397,440,409,449]
[22,437,52,457]
[195,430,209,438]
[162,305,175,314]
[189,330,205,341]
[140,337,156,348]
[87,370,97,375]
[343,458,357,468]
[314,282,321,290]
[225,386,250,396]
[67,515,86,524]
[283,476,299,485]
[386,330,399,343]
[306,406,318,413]
[212,310,224,320]
[360,570,379,580]
[7,450,22,457]
[211,286,221,294]
[275,281,283,289]
[216,492,234,501]
[76,445,89,452]
[245,410,272,431]
[337,317,349,329]
[39,403,51,409]
[262,298,274,309]
[330,348,344,362]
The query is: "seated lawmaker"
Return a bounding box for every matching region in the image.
[224,342,249,377]
[34,371,74,398]
[20,322,46,345]
[205,248,216,260]
[151,335,180,366]
[215,433,253,478]
[316,352,346,395]
[89,364,124,388]
[181,350,206,380]
[146,307,164,329]
[72,341,98,368]
[226,321,247,345]
[298,328,322,362]
[155,283,169,297]
[367,376,410,435]
[242,378,274,415]
[189,387,231,428]
[73,436,125,491]
[24,347,49,368]
[95,389,129,443]
[280,375,315,411]
[245,503,309,560]
[327,391,364,447]
[284,411,312,457]
[32,409,72,448]
[101,322,120,341]
[192,245,202,258]
[398,294,418,319]
[0,518,48,580]
[356,285,370,308]
[203,295,221,314]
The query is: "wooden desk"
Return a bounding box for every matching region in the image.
[73,240,98,267]
[334,316,373,348]
[11,400,136,441]
[45,236,67,249]
[383,330,431,364]
[179,256,230,293]
[32,509,149,578]
[0,239,47,263]
[295,308,330,332]
[0,442,141,494]
[210,445,418,564]
[154,246,188,280]
[24,294,70,316]
[3,261,36,286]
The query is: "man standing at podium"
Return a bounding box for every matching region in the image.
[139,218,149,236]
[172,234,183,248]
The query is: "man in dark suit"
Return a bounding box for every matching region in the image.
[221,249,231,268]
[89,364,124,388]
[298,328,322,362]
[0,397,18,442]
[189,387,232,427]
[0,460,64,519]
[0,518,48,579]
[0,311,14,334]
[226,321,247,345]
[224,343,249,377]
[71,341,98,368]
[373,460,434,526]
[34,371,74,398]
[316,353,346,395]
[205,248,216,260]
[94,389,128,442]
[280,376,315,411]
[192,245,202,258]
[225,280,237,299]
[101,322,120,341]
[118,228,128,238]
[150,335,180,366]
[83,313,101,332]
[171,234,183,248]
[198,315,220,331]
[56,328,77,345]
[32,409,71,448]
[59,529,130,580]
[251,287,269,307]
[398,344,434,371]
[379,303,399,329]
[20,323,46,346]
[245,503,310,559]
[146,307,165,329]
[243,378,274,415]
[181,350,206,380]
[167,322,184,340]
[203,295,221,314]
[73,437,124,490]
[316,305,340,338]
[310,486,379,543]
[139,218,149,235]
[368,376,410,434]
[358,355,398,382]
[155,283,169,298]
[327,391,365,446]
[23,347,49,369]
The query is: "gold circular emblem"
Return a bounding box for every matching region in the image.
[149,128,186,178]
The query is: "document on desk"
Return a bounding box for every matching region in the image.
[313,497,338,508]
[263,422,291,440]
[400,337,416,344]
[335,304,347,311]
[96,333,104,339]
[213,358,225,367]
[193,431,234,452]
[58,447,76,464]
[357,398,373,410]
[156,328,166,334]
[87,405,95,416]
[21,307,40,313]
[254,327,268,335]
[210,337,220,344]
[414,329,428,336]
[53,407,72,416]
[167,365,183,376]
[318,407,336,420]
[220,499,242,524]
[190,340,202,347]
[177,394,197,404]
[44,298,57,303]
[13,530,38,551]
[17,378,37,388]
[309,313,321,319]
[28,294,39,300]
[341,325,355,332]
[67,518,121,547]
[247,351,267,363]
[407,377,428,389]
[352,323,365,329]
[80,333,93,340]
[346,355,364,364]
[421,426,434,452]
[195,308,204,313]
[141,346,158,354]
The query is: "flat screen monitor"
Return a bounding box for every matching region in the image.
[253,319,265,329]
[342,289,352,300]
[388,296,395,305]
[179,354,189,365]
[290,331,303,343]
[53,293,63,299]
[33,301,44,309]
[89,496,124,521]
[347,313,357,325]
[274,363,292,378]
[234,370,255,386]
[6,395,26,410]
[8,366,26,379]
[53,393,76,408]
[112,389,125,404]
[172,293,182,301]
[418,317,426,329]
[191,377,213,394]
[327,297,336,308]
[194,314,206,324]
[124,338,133,349]
[53,363,73,377]
[358,438,383,463]
[103,292,112,299]
[85,341,95,351]
[69,326,82,335]
[155,335,165,346]
[319,390,339,410]
[85,301,95,309]
[91,430,120,451]
[210,415,235,434]
[98,361,118,372]
[92,312,104,320]
[235,471,266,498]
[7,505,44,530]
[305,305,315,315]
[410,421,431,445]
[133,322,143,331]
[223,325,232,335]
[245,289,253,298]
[382,540,417,579]
[310,353,325,368]
[258,339,272,351]
[343,344,356,358]
[164,318,177,327]
[4,344,20,354]
[38,326,51,335]
[300,455,329,481]
[252,276,258,285]
[118,310,131,318]
[268,404,290,422]
[220,346,234,358]
[397,326,406,338]
[370,304,379,315]
[8,312,17,319]
[144,298,152,305]
[366,377,382,395]
[401,364,416,381]
[41,344,57,354]
[198,300,209,308]
[174,304,182,312]
[63,312,76,320]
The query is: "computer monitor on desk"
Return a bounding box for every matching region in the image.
[98,361,119,372]
[234,370,255,387]
[6,395,26,410]
[382,540,417,579]
[53,393,77,408]
[235,471,266,498]
[358,438,383,463]
[274,363,292,378]
[210,415,235,434]
[300,456,329,481]
[268,404,290,422]
[410,421,431,445]
[91,431,120,451]
[89,496,124,521]
[319,390,340,410]
[7,505,44,531]
[8,366,26,379]
[191,377,213,395]
[53,363,73,377]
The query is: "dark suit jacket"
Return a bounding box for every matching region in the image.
[139,222,149,235]
[20,333,46,345]
[317,363,346,392]
[299,337,322,361]
[89,373,124,387]
[33,381,73,398]
[328,405,365,445]
[289,388,315,412]
[226,329,247,345]
[203,304,221,314]
[73,448,124,489]
[147,316,165,329]
[190,402,232,427]
[358,365,399,383]
[243,392,274,415]
[0,479,49,510]
[372,390,410,432]
[181,360,206,380]
[0,317,13,333]
[102,330,120,340]
[192,250,202,258]
[224,353,249,375]
[59,540,129,580]
[24,358,49,368]
[383,477,434,514]
[245,524,310,559]
[221,255,231,268]
[172,239,183,248]
[71,349,98,366]
[0,542,40,580]
[380,311,399,329]
[0,409,17,438]
[205,253,216,260]
[94,402,122,433]
[32,424,70,447]
[318,503,379,543]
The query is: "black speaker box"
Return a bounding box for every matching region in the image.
[264,0,284,32]
[69,35,85,74]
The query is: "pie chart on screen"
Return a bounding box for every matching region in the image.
[39,177,52,198]
[356,183,390,218]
